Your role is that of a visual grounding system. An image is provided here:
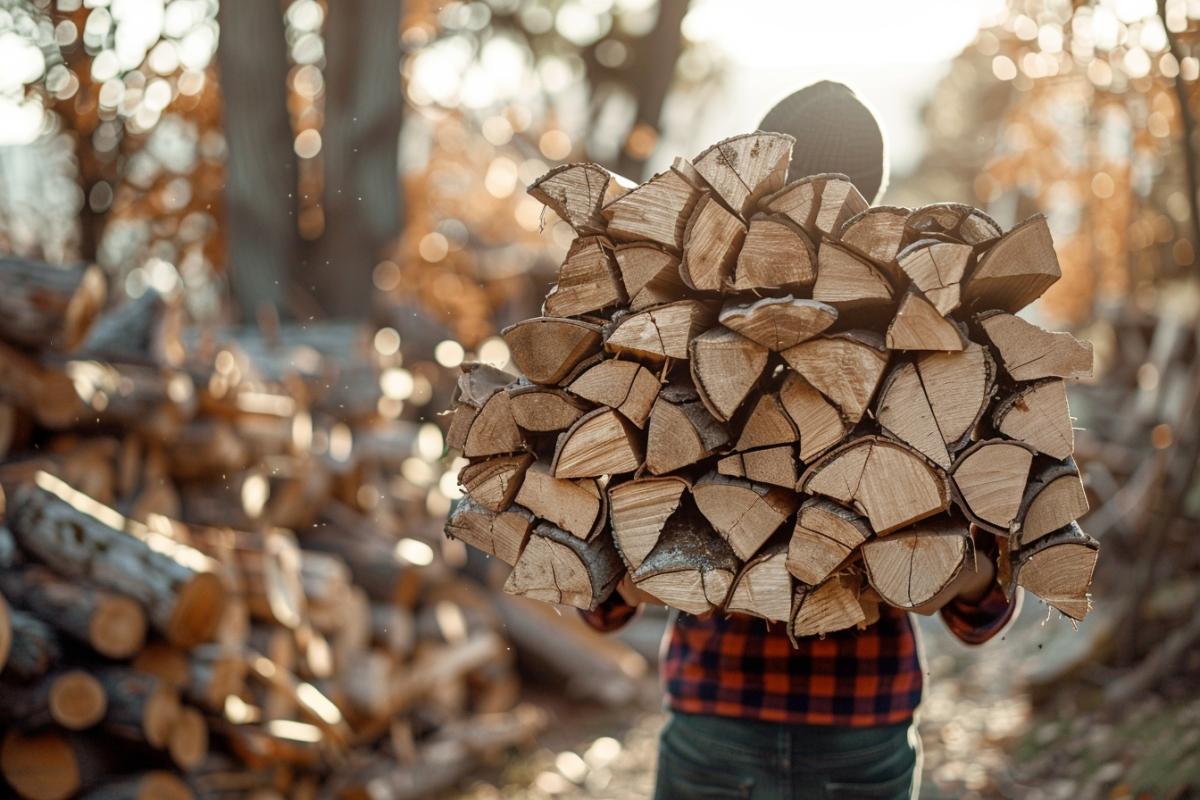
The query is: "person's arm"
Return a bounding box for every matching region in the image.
[578,575,661,633]
[906,542,1020,645]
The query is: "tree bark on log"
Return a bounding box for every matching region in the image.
[0,258,106,353]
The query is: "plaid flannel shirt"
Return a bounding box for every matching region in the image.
[582,583,1016,726]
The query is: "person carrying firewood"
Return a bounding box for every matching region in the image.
[580,81,1020,800]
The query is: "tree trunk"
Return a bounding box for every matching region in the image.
[302,0,404,319]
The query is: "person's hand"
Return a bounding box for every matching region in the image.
[615,574,665,608]
[906,552,996,616]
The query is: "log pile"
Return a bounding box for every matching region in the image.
[0,256,554,799]
[443,133,1100,641]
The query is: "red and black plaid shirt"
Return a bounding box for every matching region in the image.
[582,585,1016,727]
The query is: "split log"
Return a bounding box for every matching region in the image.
[896,240,973,315]
[725,540,792,622]
[679,193,748,291]
[1,731,119,800]
[781,331,889,424]
[731,214,816,292]
[630,504,739,615]
[444,500,533,566]
[503,523,623,611]
[952,440,1035,534]
[526,162,629,236]
[3,608,62,682]
[604,300,717,361]
[543,237,626,317]
[861,518,970,608]
[0,670,106,731]
[717,446,798,489]
[876,362,952,469]
[790,572,867,640]
[787,499,870,586]
[688,327,768,421]
[692,472,798,560]
[96,668,180,748]
[719,296,837,352]
[691,131,793,217]
[735,392,798,451]
[0,567,146,661]
[602,160,703,250]
[78,772,194,800]
[133,643,246,711]
[992,379,1074,460]
[513,463,602,539]
[7,472,225,647]
[963,214,1061,312]
[779,372,847,462]
[813,241,894,318]
[612,243,687,310]
[799,436,951,534]
[501,317,602,385]
[566,359,659,428]
[916,343,996,450]
[763,174,868,239]
[1011,522,1098,621]
[507,384,588,433]
[837,206,909,281]
[458,454,532,512]
[608,476,689,570]
[645,393,729,475]
[905,202,1001,246]
[445,363,512,451]
[1017,460,1090,546]
[976,310,1094,382]
[885,288,965,351]
[461,389,522,458]
[551,407,643,478]
[0,258,106,352]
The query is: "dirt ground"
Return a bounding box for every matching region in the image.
[446,600,1116,800]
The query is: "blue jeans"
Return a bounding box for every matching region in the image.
[654,712,919,799]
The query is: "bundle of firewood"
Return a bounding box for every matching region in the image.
[0,256,553,799]
[443,132,1100,640]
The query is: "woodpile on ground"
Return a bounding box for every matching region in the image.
[443,132,1100,640]
[0,255,557,799]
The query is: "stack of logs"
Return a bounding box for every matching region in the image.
[0,256,549,799]
[444,132,1100,638]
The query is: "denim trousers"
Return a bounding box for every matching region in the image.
[653,712,920,800]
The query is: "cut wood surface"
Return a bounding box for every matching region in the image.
[812,242,894,312]
[800,437,951,534]
[717,445,798,489]
[763,174,868,238]
[861,518,969,608]
[976,310,1094,381]
[837,206,909,281]
[787,499,870,586]
[502,317,602,385]
[782,332,889,424]
[679,193,748,291]
[916,343,995,450]
[692,132,793,216]
[1012,522,1098,621]
[906,202,1002,246]
[688,327,768,421]
[645,395,728,475]
[790,572,867,639]
[508,384,589,433]
[630,504,739,615]
[692,472,799,561]
[963,214,1061,312]
[444,500,533,566]
[543,237,626,317]
[779,372,847,461]
[526,162,630,235]
[7,473,225,648]
[719,296,837,352]
[504,523,623,611]
[886,288,965,351]
[604,300,716,360]
[566,360,658,428]
[608,477,689,570]
[734,392,799,451]
[952,439,1035,533]
[513,463,602,540]
[993,379,1075,460]
[876,362,952,469]
[95,667,179,748]
[1018,460,1090,546]
[896,240,973,315]
[602,161,702,250]
[731,214,816,292]
[726,541,792,622]
[612,243,686,310]
[1,730,113,800]
[458,454,532,513]
[461,388,522,458]
[0,670,107,731]
[551,407,643,478]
